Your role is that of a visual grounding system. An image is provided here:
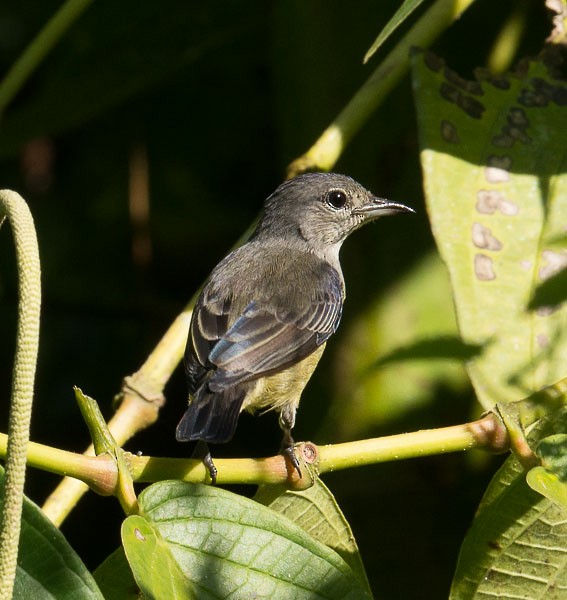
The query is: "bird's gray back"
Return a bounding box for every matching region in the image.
[205,241,345,324]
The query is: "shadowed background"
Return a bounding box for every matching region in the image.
[0,1,549,597]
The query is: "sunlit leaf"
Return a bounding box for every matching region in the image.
[254,478,370,594]
[526,466,567,509]
[413,49,567,409]
[122,515,197,599]
[120,481,371,599]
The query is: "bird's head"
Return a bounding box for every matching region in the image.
[256,173,414,256]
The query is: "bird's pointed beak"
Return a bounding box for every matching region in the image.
[353,197,415,219]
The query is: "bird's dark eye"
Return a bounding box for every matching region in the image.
[326,189,348,209]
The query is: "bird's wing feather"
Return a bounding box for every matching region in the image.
[180,262,343,443]
[186,266,343,392]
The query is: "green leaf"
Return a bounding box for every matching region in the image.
[122,515,198,599]
[92,548,139,600]
[254,478,371,594]
[525,410,567,509]
[526,466,567,509]
[122,480,372,599]
[413,49,567,409]
[450,455,567,599]
[363,0,427,63]
[0,466,103,599]
[537,433,567,480]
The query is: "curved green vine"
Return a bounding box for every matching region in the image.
[0,190,41,599]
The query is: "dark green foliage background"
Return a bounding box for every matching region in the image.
[0,1,550,597]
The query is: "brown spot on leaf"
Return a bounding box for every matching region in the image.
[485,166,510,183]
[539,250,567,280]
[508,107,529,127]
[474,67,511,90]
[476,190,499,214]
[507,125,531,144]
[476,190,519,216]
[444,67,483,95]
[498,199,519,215]
[537,333,550,348]
[474,254,496,281]
[492,133,514,148]
[472,223,502,251]
[518,87,549,108]
[485,155,512,183]
[439,83,485,119]
[520,260,532,270]
[547,0,567,42]
[476,190,501,214]
[492,107,532,148]
[530,78,555,102]
[424,51,444,72]
[440,82,459,103]
[518,78,567,108]
[440,120,459,143]
[461,96,485,119]
[488,155,513,170]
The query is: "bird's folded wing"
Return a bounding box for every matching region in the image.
[189,273,343,391]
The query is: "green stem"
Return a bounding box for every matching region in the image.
[0,434,116,496]
[132,417,508,486]
[130,455,289,486]
[0,191,41,600]
[287,0,476,176]
[0,0,94,114]
[0,415,505,496]
[318,421,479,472]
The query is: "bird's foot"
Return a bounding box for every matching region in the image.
[193,440,218,485]
[280,432,301,479]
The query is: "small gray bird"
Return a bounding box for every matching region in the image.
[177,172,413,482]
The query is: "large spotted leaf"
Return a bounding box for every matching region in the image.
[413,48,567,409]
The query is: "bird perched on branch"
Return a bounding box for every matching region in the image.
[176,172,413,483]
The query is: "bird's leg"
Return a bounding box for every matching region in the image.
[278,407,301,478]
[193,440,218,485]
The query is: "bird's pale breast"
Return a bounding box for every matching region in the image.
[241,343,326,414]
